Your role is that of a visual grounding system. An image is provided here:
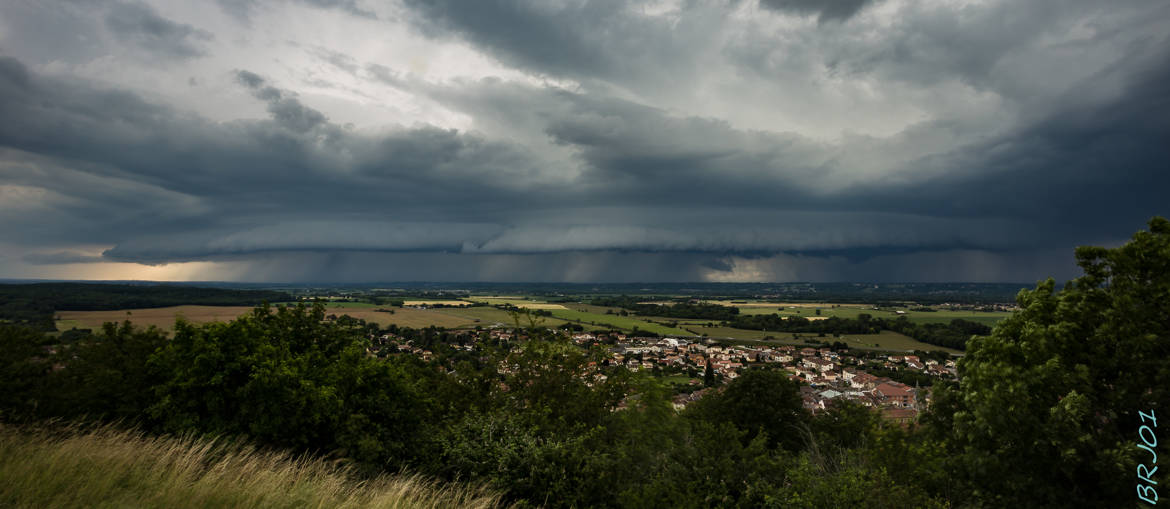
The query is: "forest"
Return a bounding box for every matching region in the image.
[590,296,742,321]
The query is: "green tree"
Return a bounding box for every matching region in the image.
[809,399,881,454]
[689,368,809,452]
[0,325,51,419]
[148,303,434,467]
[41,321,169,422]
[930,217,1170,506]
[497,339,629,434]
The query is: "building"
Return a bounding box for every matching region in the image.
[874,382,916,408]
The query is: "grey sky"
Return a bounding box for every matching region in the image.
[0,0,1166,282]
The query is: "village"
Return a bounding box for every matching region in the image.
[370,323,960,425]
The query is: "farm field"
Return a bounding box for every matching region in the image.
[431,307,572,329]
[686,325,788,341]
[55,304,473,332]
[466,297,568,309]
[701,301,1012,326]
[52,299,988,350]
[403,300,471,307]
[701,300,837,308]
[56,305,254,332]
[902,312,1008,327]
[563,304,623,314]
[320,306,469,329]
[570,299,1010,328]
[833,330,963,354]
[704,329,963,354]
[734,306,873,318]
[290,301,377,308]
[546,309,693,336]
[685,326,843,342]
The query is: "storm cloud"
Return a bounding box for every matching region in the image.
[105,1,214,60]
[0,0,1167,282]
[758,0,875,23]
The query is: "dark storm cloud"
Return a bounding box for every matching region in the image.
[217,0,376,24]
[400,0,713,90]
[105,1,214,59]
[235,70,328,133]
[299,0,377,18]
[216,0,377,24]
[427,64,1170,239]
[863,45,1170,231]
[402,0,612,76]
[0,58,549,261]
[2,0,1169,282]
[1,46,1167,276]
[22,251,106,265]
[759,0,874,23]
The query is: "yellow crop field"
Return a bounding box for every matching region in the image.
[402,300,471,307]
[55,304,474,332]
[56,306,254,332]
[466,297,567,310]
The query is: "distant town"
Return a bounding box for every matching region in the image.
[367,312,963,425]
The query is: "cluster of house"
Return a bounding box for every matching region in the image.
[371,327,958,425]
[578,333,958,423]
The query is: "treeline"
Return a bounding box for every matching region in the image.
[590,296,740,320]
[883,318,991,350]
[0,305,944,508]
[726,313,991,350]
[0,283,291,331]
[23,313,849,507]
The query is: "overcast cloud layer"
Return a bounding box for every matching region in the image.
[1,0,1167,282]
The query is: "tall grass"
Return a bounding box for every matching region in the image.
[0,423,505,509]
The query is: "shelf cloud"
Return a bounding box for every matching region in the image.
[0,0,1167,282]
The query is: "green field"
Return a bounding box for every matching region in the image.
[466,296,567,309]
[902,313,1007,327]
[403,300,472,307]
[431,307,572,329]
[835,330,963,354]
[51,296,999,345]
[547,309,694,336]
[705,329,963,354]
[698,301,1012,326]
[564,304,624,314]
[686,326,820,342]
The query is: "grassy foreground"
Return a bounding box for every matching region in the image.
[0,424,504,509]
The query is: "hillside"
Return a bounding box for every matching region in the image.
[0,424,503,509]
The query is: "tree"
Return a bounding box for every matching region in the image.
[497,340,630,434]
[929,217,1170,506]
[0,325,51,419]
[41,321,169,422]
[703,358,714,387]
[148,303,435,467]
[810,399,881,453]
[689,368,809,451]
